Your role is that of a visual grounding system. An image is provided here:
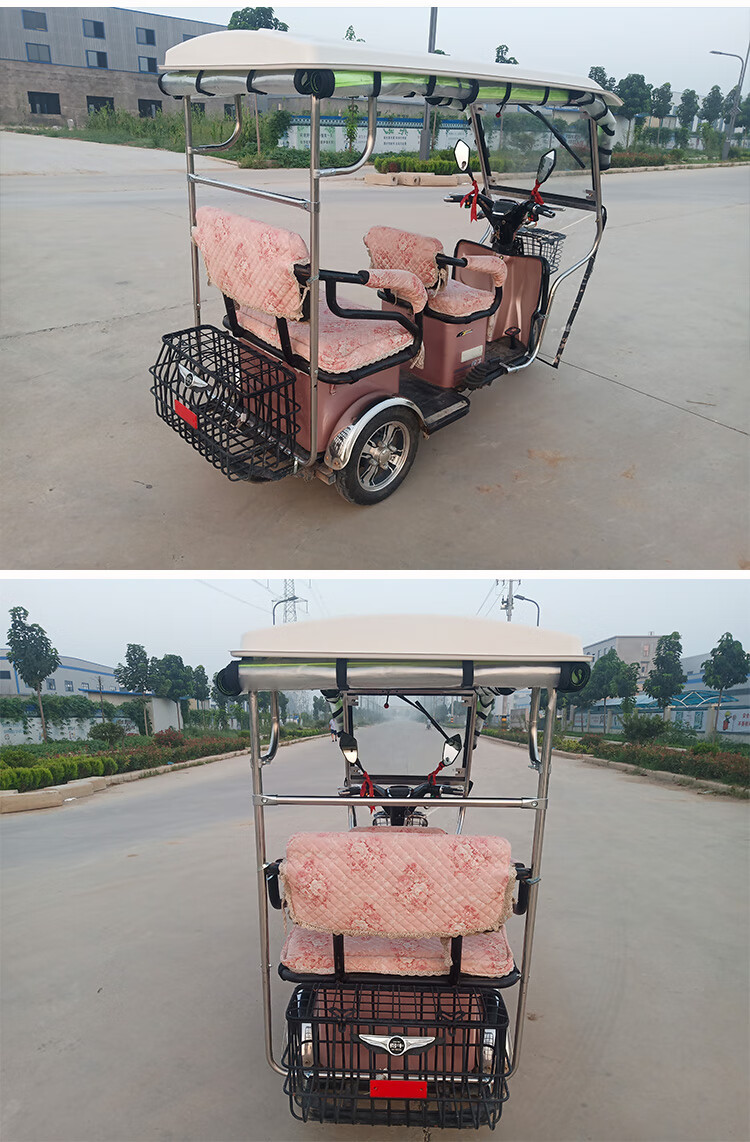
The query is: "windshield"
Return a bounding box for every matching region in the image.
[350,693,469,780]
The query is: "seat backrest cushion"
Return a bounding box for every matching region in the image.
[192,206,310,320]
[364,226,444,288]
[280,830,515,939]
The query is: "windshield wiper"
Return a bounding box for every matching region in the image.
[519,104,585,170]
[397,695,451,741]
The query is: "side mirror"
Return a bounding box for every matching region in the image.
[536,148,557,185]
[338,731,360,767]
[454,139,472,175]
[442,734,462,766]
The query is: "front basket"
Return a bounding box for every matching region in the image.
[150,325,299,482]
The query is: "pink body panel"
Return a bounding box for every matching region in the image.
[455,242,544,347]
[383,302,487,389]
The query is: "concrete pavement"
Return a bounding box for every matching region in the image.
[0,133,748,569]
[2,721,748,1142]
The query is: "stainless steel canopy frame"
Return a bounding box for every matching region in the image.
[247,683,559,1086]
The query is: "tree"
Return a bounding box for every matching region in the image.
[6,607,60,742]
[699,85,723,127]
[343,99,361,152]
[615,661,640,714]
[588,66,615,92]
[643,632,686,716]
[88,721,126,748]
[587,648,638,726]
[344,25,364,42]
[614,74,653,146]
[114,643,151,734]
[312,694,328,723]
[676,89,699,131]
[651,82,672,145]
[150,654,194,728]
[193,665,210,705]
[702,633,750,726]
[737,93,750,131]
[495,45,518,65]
[722,86,740,121]
[228,7,288,31]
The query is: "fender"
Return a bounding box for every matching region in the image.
[324,396,426,471]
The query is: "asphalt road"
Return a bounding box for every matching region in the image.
[1,722,748,1142]
[1,133,748,569]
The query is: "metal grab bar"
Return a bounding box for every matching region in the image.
[253,794,546,810]
[187,173,311,211]
[528,688,542,771]
[318,96,377,179]
[260,691,279,765]
[192,94,243,152]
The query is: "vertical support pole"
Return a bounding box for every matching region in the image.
[183,97,201,327]
[305,94,321,468]
[456,691,478,835]
[250,691,286,1076]
[419,7,438,160]
[506,687,557,1077]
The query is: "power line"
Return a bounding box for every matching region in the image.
[197,580,270,615]
[475,580,498,616]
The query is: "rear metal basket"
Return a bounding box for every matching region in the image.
[150,325,299,482]
[515,226,566,271]
[284,982,509,1130]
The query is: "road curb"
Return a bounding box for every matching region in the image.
[481,734,747,797]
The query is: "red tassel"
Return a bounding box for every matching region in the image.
[530,179,545,206]
[460,178,479,223]
[360,771,376,814]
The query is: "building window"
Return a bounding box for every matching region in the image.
[86,50,108,69]
[46,679,56,691]
[138,98,162,118]
[136,27,155,45]
[64,680,74,692]
[87,95,114,114]
[138,56,158,74]
[224,103,236,119]
[26,42,51,62]
[22,10,47,31]
[28,90,60,114]
[82,19,105,39]
[80,683,90,691]
[0,670,11,680]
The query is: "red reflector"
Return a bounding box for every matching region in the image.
[370,1079,427,1099]
[174,400,198,429]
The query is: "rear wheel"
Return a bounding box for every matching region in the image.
[335,408,419,505]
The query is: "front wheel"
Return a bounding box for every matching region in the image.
[334,408,419,505]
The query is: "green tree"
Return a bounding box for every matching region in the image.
[6,607,60,742]
[228,7,288,31]
[676,89,699,131]
[722,85,740,120]
[588,66,615,92]
[211,674,230,730]
[650,82,672,145]
[344,25,364,42]
[150,655,194,728]
[699,85,723,126]
[702,633,750,726]
[88,721,126,748]
[644,632,686,716]
[193,665,210,704]
[737,93,750,131]
[615,660,640,714]
[495,45,518,65]
[312,694,328,723]
[343,99,361,152]
[588,648,636,725]
[614,74,653,146]
[114,643,151,734]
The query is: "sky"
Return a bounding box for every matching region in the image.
[115,4,750,96]
[0,578,747,678]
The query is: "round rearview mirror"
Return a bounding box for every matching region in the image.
[454,139,472,174]
[536,148,557,185]
[338,731,360,767]
[442,733,463,766]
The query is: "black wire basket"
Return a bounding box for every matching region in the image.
[515,226,567,271]
[150,325,299,482]
[284,982,509,1130]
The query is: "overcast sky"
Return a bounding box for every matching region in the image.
[117,4,750,96]
[0,578,747,678]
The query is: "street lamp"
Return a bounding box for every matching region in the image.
[710,44,750,160]
[272,595,298,625]
[514,594,540,626]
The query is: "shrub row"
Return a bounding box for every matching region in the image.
[573,737,750,787]
[373,155,457,175]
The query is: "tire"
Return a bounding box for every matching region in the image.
[334,408,419,505]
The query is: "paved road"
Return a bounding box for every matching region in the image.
[1,133,748,569]
[2,722,748,1142]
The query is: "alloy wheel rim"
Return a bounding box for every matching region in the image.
[357,422,409,491]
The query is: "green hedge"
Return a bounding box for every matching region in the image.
[373,155,456,175]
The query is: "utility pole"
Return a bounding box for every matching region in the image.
[711,43,750,160]
[282,578,298,624]
[500,579,518,621]
[419,7,438,161]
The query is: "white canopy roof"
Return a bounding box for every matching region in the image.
[163,30,621,107]
[233,614,586,663]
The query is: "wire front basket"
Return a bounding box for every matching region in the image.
[150,325,299,482]
[284,982,509,1130]
[515,226,567,271]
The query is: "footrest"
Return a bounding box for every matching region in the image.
[399,375,470,433]
[150,325,299,482]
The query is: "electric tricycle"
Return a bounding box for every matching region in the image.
[216,614,591,1128]
[151,31,620,502]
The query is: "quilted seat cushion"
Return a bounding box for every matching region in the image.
[236,297,414,374]
[365,225,444,287]
[280,831,515,938]
[281,926,515,978]
[427,278,495,318]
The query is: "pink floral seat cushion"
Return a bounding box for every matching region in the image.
[364,225,444,288]
[281,926,515,978]
[426,279,496,318]
[280,831,515,939]
[236,296,415,375]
